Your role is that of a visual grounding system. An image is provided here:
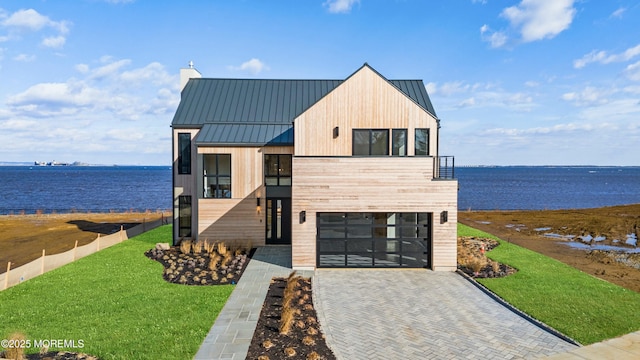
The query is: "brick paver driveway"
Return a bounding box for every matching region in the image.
[314,270,578,360]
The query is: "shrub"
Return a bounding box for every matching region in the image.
[180,240,191,254]
[192,240,203,254]
[279,304,296,335]
[217,242,227,256]
[203,239,214,254]
[3,332,26,360]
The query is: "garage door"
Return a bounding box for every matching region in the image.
[317,212,432,268]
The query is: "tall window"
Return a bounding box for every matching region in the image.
[353,129,389,156]
[415,128,430,156]
[265,154,292,186]
[392,129,407,156]
[178,133,191,174]
[178,195,192,237]
[203,154,231,198]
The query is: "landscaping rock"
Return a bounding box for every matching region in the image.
[155,242,170,250]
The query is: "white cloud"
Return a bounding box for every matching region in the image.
[458,97,476,108]
[1,8,69,34]
[480,24,507,48]
[5,57,178,120]
[0,57,178,164]
[91,59,132,79]
[0,8,70,49]
[574,44,640,69]
[624,61,640,81]
[561,86,610,106]
[13,53,35,62]
[228,58,269,75]
[324,0,360,14]
[75,63,89,74]
[120,62,175,87]
[501,0,576,42]
[2,9,52,31]
[41,35,66,48]
[610,7,626,19]
[424,82,436,95]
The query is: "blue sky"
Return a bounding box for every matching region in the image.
[0,0,638,166]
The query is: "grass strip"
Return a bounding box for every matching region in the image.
[459,223,640,345]
[0,225,233,359]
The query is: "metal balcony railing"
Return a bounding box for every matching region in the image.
[434,156,455,179]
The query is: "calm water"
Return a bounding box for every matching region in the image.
[0,166,172,214]
[0,165,639,214]
[457,166,640,210]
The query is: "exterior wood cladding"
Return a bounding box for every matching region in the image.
[195,145,293,247]
[172,64,458,270]
[294,66,439,157]
[291,157,458,270]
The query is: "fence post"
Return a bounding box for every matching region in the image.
[4,262,10,290]
[97,233,101,251]
[73,240,78,261]
[120,225,124,242]
[41,249,46,275]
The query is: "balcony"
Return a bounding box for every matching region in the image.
[434,156,455,179]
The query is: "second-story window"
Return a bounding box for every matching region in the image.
[392,129,407,156]
[353,129,389,156]
[178,133,191,174]
[203,154,231,198]
[265,154,292,186]
[415,128,430,156]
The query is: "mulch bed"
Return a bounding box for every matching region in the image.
[457,236,517,278]
[246,275,336,360]
[0,351,98,360]
[26,352,98,359]
[145,244,253,285]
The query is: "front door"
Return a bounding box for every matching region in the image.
[266,198,291,244]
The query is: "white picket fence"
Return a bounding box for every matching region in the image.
[0,217,169,291]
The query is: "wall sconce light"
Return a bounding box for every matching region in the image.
[257,198,261,207]
[299,210,306,224]
[440,210,448,224]
[333,126,339,138]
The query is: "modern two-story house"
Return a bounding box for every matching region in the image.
[171,63,457,270]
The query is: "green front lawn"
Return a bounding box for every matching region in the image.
[0,225,233,359]
[460,223,640,345]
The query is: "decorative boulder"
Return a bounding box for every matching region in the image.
[155,242,171,250]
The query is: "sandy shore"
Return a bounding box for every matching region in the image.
[0,212,168,273]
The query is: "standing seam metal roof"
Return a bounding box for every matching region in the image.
[172,67,437,146]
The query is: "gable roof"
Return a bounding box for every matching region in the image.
[173,79,343,127]
[172,64,437,146]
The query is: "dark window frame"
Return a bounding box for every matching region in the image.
[203,154,232,198]
[178,195,192,238]
[392,129,408,156]
[177,133,191,174]
[415,128,430,156]
[264,154,292,186]
[352,129,390,156]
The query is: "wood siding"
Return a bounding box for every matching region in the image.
[294,66,439,157]
[291,157,458,270]
[192,145,293,246]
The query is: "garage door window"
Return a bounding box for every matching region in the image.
[317,212,432,268]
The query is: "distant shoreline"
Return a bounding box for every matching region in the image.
[0,162,171,167]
